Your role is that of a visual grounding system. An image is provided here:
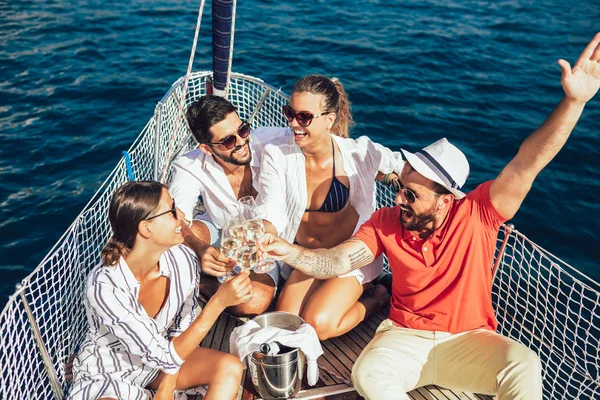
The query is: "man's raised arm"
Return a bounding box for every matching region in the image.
[490,33,600,220]
[262,235,375,280]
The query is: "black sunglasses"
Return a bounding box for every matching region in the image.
[391,179,438,204]
[282,104,331,127]
[205,121,251,150]
[146,200,177,221]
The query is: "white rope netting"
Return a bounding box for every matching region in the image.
[0,73,597,399]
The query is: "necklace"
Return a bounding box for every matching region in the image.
[302,145,330,158]
[304,140,334,183]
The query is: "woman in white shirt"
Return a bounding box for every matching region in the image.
[258,75,403,340]
[69,181,252,400]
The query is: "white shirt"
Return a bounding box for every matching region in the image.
[69,245,200,400]
[169,127,293,228]
[257,134,404,283]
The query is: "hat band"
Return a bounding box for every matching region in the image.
[415,150,459,189]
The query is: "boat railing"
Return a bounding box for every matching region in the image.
[0,72,597,399]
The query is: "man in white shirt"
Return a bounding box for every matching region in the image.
[169,95,292,316]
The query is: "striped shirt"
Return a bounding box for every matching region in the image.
[69,245,200,400]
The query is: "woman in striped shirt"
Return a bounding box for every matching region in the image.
[69,181,252,400]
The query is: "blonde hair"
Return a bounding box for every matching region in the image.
[293,75,354,138]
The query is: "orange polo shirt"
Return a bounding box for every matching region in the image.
[355,180,505,334]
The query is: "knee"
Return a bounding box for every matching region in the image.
[228,275,275,317]
[352,350,394,399]
[499,345,542,388]
[227,289,275,317]
[228,297,270,317]
[351,354,370,394]
[514,347,542,378]
[303,312,336,340]
[215,354,244,382]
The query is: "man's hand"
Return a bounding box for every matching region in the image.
[260,233,295,262]
[489,33,600,220]
[376,171,398,185]
[559,33,600,104]
[200,246,236,278]
[261,234,375,280]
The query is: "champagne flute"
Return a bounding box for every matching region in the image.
[238,198,277,274]
[225,203,245,240]
[252,205,277,274]
[217,205,243,283]
[236,196,261,272]
[236,241,259,272]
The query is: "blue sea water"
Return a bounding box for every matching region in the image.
[0,0,599,308]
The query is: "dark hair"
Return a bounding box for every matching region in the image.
[431,181,452,196]
[292,75,354,138]
[186,95,237,144]
[100,181,166,266]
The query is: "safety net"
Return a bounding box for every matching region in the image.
[0,73,597,399]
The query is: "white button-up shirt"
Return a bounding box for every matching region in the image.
[257,134,405,283]
[69,245,200,400]
[169,127,293,228]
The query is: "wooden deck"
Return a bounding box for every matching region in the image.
[196,306,495,400]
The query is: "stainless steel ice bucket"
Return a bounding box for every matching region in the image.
[249,312,306,399]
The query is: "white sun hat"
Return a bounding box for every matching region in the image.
[400,138,470,199]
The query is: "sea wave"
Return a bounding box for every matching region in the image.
[0,0,599,305]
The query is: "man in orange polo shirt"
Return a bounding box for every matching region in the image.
[262,33,600,399]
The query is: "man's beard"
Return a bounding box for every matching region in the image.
[213,141,252,166]
[399,205,438,231]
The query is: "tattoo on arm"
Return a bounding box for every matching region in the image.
[289,240,373,279]
[290,247,346,279]
[348,247,372,270]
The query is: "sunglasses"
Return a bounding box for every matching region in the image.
[282,104,331,127]
[206,121,251,150]
[391,179,438,204]
[146,200,177,221]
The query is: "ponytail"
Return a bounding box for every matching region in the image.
[101,237,129,267]
[102,180,166,267]
[330,77,353,138]
[293,74,354,138]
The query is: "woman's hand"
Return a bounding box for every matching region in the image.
[154,387,175,400]
[153,370,179,400]
[214,272,253,308]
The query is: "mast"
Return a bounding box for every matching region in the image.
[211,0,236,97]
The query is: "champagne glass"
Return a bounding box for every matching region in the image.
[236,241,259,272]
[217,205,243,283]
[225,203,245,241]
[236,196,261,272]
[238,198,277,274]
